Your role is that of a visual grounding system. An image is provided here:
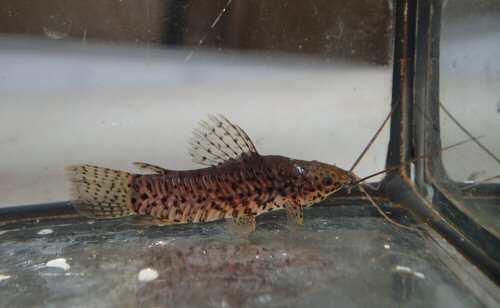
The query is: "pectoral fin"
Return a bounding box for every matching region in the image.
[226,215,256,235]
[285,203,304,232]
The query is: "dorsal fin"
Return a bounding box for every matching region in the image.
[188,114,259,166]
[133,162,171,175]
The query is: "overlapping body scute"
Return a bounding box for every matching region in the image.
[131,155,301,224]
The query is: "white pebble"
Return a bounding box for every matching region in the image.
[395,265,425,279]
[138,268,159,282]
[46,258,70,271]
[38,229,54,235]
[258,294,272,303]
[0,274,11,282]
[384,244,391,249]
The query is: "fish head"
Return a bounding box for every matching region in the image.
[292,159,357,206]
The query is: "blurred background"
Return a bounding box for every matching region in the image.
[439,0,500,183]
[0,0,392,64]
[0,0,395,207]
[439,0,500,239]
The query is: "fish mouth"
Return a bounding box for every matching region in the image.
[344,172,361,194]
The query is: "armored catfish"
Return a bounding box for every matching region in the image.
[66,115,358,233]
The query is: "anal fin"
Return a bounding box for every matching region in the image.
[133,162,171,175]
[285,203,304,232]
[226,215,256,235]
[128,215,173,226]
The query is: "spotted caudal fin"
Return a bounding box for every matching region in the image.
[65,164,136,219]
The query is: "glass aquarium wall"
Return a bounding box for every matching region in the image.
[438,0,500,234]
[440,0,500,184]
[0,0,394,207]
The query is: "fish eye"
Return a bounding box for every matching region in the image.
[323,177,334,186]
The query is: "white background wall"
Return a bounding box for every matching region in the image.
[0,39,392,207]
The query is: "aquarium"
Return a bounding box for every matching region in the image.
[0,0,498,307]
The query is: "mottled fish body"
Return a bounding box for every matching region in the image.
[66,115,355,232]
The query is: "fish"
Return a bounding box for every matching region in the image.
[66,114,361,233]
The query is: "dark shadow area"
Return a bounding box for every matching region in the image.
[0,0,392,64]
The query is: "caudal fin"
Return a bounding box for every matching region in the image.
[65,164,136,219]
